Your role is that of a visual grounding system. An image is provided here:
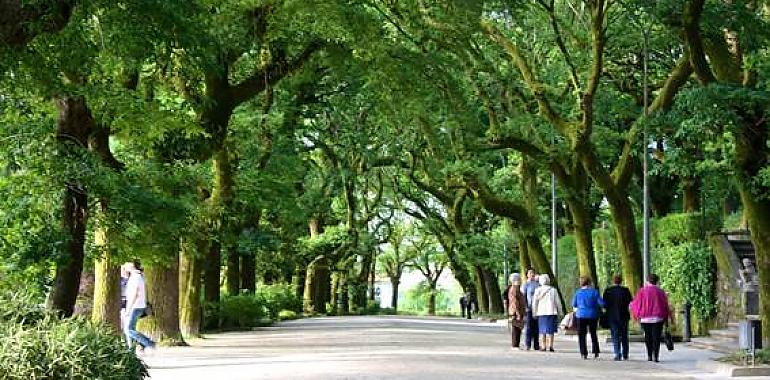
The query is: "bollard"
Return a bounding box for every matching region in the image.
[683,300,692,342]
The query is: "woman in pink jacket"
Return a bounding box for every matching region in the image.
[630,273,672,362]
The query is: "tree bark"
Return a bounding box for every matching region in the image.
[141,257,186,346]
[226,248,240,296]
[240,255,256,294]
[179,239,203,338]
[48,96,91,317]
[682,177,701,213]
[473,265,489,313]
[483,269,504,314]
[91,213,120,330]
[390,279,400,311]
[605,195,643,293]
[566,196,598,282]
[734,115,770,346]
[303,256,330,314]
[428,283,437,316]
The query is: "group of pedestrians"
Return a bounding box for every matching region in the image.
[506,269,673,363]
[459,292,479,319]
[506,269,562,351]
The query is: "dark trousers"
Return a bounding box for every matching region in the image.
[576,317,600,357]
[460,303,467,318]
[511,325,523,347]
[609,319,630,359]
[466,305,473,319]
[641,322,664,361]
[525,310,540,350]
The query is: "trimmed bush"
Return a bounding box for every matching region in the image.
[0,290,148,380]
[204,283,303,330]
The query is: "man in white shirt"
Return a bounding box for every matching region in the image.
[122,261,155,351]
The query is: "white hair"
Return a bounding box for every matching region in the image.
[539,273,550,286]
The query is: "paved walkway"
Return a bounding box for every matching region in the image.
[144,316,743,380]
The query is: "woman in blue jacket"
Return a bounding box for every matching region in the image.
[572,276,605,359]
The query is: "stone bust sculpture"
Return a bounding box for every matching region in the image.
[739,258,758,292]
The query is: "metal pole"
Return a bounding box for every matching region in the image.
[551,173,558,276]
[642,26,651,284]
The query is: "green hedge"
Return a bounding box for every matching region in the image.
[204,283,303,330]
[0,290,148,380]
[652,213,717,322]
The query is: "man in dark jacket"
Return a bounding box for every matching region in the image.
[602,274,633,360]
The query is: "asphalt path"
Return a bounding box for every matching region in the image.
[145,316,721,380]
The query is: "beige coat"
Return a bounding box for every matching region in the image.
[532,285,563,317]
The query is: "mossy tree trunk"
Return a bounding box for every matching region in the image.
[483,268,504,314]
[474,265,489,313]
[303,256,330,314]
[141,257,186,346]
[179,239,203,338]
[91,229,120,331]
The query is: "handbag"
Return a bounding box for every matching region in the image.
[663,324,674,351]
[599,310,609,329]
[560,311,577,331]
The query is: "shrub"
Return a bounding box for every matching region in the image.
[204,284,302,330]
[0,290,148,379]
[256,283,302,320]
[278,310,298,320]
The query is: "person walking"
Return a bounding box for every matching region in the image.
[603,274,633,361]
[468,292,478,318]
[532,274,562,352]
[572,276,605,359]
[508,273,526,350]
[460,293,468,318]
[123,261,155,353]
[630,273,672,362]
[521,269,540,350]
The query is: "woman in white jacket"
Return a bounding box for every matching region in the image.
[532,274,563,352]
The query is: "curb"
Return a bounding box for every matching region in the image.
[697,359,770,377]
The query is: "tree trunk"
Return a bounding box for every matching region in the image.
[606,195,643,293]
[566,197,598,282]
[241,254,256,293]
[525,233,566,311]
[428,283,437,316]
[179,239,202,338]
[390,279,400,311]
[91,200,120,330]
[226,248,240,296]
[483,269,504,314]
[734,117,770,346]
[48,96,92,317]
[682,177,701,213]
[141,257,186,346]
[303,256,330,314]
[473,265,489,313]
[330,271,340,315]
[203,241,221,304]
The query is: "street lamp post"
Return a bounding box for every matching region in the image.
[642,25,651,283]
[551,173,558,277]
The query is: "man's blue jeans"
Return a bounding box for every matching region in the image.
[125,308,154,349]
[609,319,629,359]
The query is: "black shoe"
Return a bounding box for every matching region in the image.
[549,347,555,352]
[648,357,653,361]
[614,357,622,361]
[582,355,588,360]
[654,358,659,363]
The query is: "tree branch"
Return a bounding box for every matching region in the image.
[230,40,323,106]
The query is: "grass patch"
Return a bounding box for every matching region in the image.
[717,349,770,365]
